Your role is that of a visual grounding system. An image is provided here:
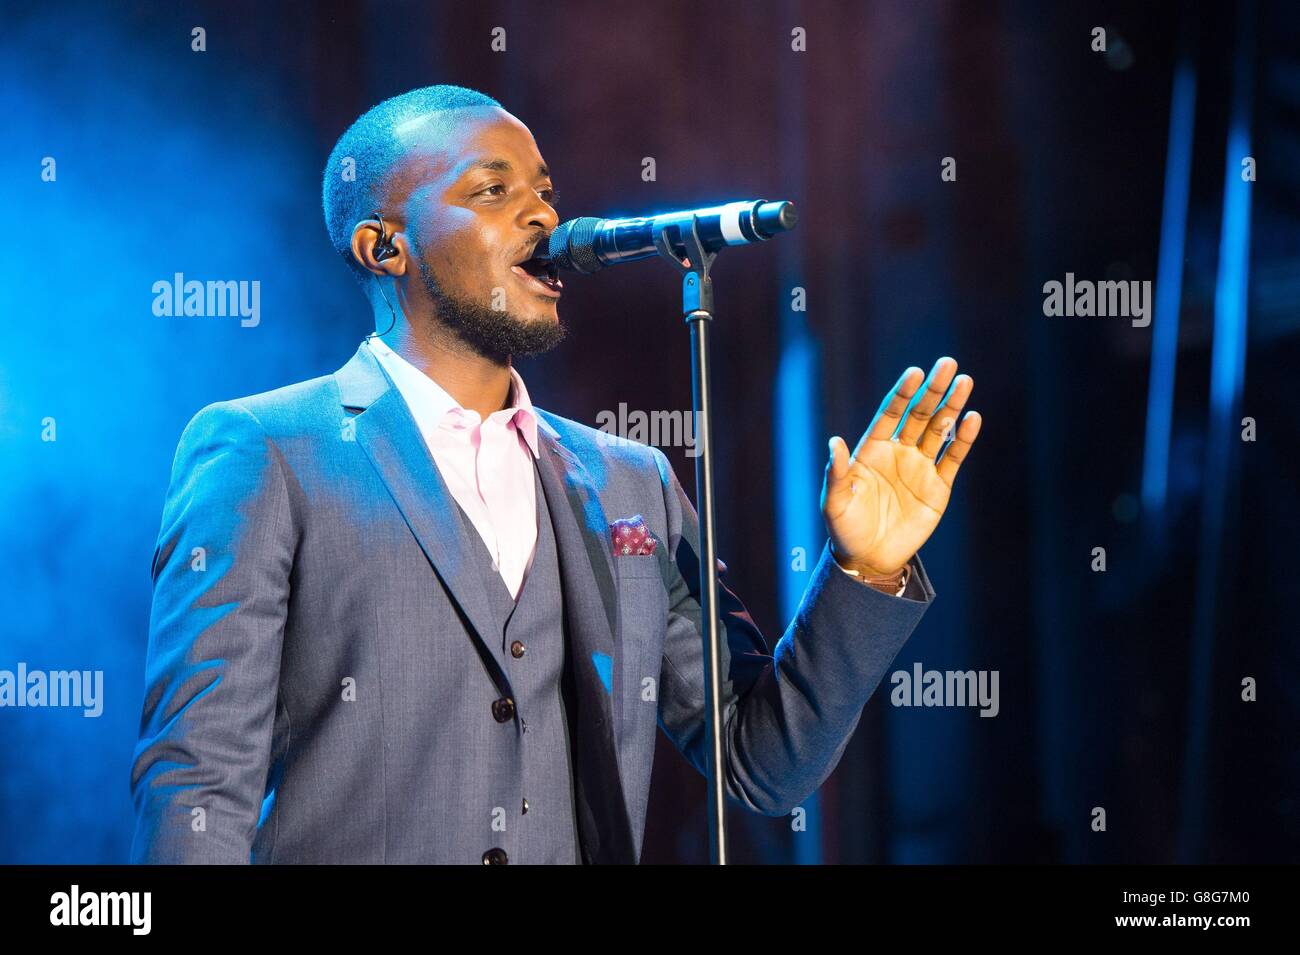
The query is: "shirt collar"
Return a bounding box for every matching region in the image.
[365,336,539,458]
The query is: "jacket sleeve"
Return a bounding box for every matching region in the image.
[650,445,934,816]
[129,401,295,863]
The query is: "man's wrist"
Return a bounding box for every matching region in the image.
[830,546,911,595]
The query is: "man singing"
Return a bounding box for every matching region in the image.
[129,84,982,864]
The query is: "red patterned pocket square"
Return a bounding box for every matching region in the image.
[609,515,656,556]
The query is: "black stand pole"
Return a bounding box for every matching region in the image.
[653,217,727,865]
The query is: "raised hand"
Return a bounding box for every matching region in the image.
[822,357,982,576]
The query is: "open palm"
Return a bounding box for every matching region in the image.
[822,358,982,576]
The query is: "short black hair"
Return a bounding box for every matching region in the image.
[321,84,502,283]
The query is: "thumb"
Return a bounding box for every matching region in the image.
[824,436,854,515]
[827,436,850,480]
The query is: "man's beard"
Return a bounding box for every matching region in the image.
[418,259,566,365]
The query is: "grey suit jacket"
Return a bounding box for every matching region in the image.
[129,341,934,863]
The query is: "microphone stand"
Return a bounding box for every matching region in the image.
[652,217,728,865]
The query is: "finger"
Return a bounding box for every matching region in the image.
[827,435,851,481]
[936,411,982,486]
[861,366,924,446]
[824,435,855,513]
[896,357,958,445]
[918,374,973,460]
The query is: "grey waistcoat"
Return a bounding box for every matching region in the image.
[447,458,580,864]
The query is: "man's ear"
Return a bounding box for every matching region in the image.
[350,219,408,277]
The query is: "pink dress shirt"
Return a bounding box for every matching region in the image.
[366,336,540,600]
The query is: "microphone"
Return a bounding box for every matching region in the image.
[544,199,797,274]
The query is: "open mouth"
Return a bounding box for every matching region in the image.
[510,253,563,298]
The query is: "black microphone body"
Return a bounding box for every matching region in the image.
[545,199,797,274]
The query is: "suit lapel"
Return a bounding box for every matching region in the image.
[335,343,507,677]
[534,412,637,863]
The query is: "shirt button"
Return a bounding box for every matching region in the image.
[482,847,508,865]
[522,797,530,815]
[491,698,515,723]
[510,640,527,659]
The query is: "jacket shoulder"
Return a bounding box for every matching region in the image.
[182,371,340,442]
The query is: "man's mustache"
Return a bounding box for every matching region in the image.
[510,231,551,265]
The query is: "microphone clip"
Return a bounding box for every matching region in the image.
[652,215,717,318]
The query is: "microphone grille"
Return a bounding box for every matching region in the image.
[548,217,604,274]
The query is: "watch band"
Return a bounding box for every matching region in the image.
[840,561,910,597]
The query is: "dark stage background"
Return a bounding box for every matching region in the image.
[1,0,1295,864]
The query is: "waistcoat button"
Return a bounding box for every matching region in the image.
[491,698,515,722]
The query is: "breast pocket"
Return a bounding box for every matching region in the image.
[615,553,662,579]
